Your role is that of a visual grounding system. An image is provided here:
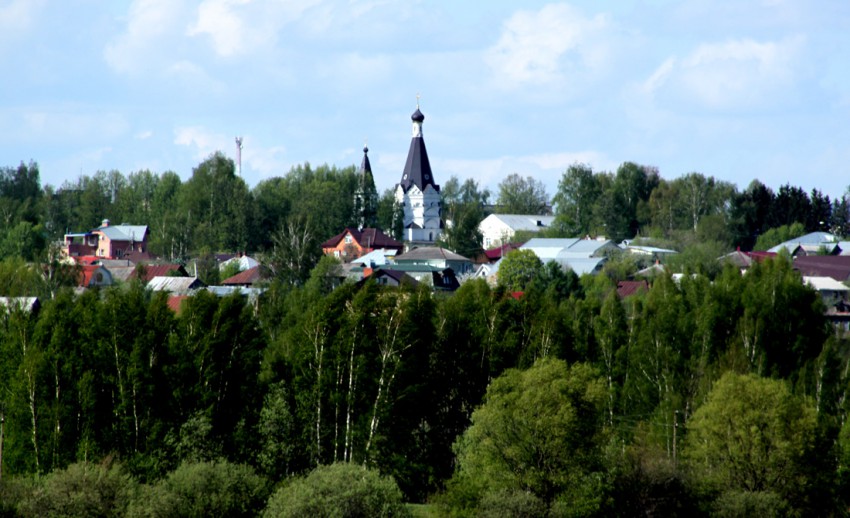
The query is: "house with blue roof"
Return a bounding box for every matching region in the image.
[767,231,841,256]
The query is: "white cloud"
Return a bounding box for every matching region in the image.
[0,0,44,46]
[188,0,251,57]
[188,0,321,58]
[644,36,805,109]
[135,130,153,140]
[486,3,609,89]
[104,0,188,73]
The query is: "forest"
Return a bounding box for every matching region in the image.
[1,156,850,516]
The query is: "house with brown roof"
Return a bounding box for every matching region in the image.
[321,227,403,261]
[107,263,189,283]
[718,249,777,271]
[793,255,850,283]
[617,280,649,298]
[221,265,269,287]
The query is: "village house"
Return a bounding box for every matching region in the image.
[321,227,402,261]
[520,237,618,276]
[62,219,149,260]
[478,214,555,250]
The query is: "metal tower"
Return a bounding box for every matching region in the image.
[235,136,243,176]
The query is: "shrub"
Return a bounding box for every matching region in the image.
[263,462,408,518]
[128,460,269,518]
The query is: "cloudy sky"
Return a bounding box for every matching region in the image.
[2,0,850,200]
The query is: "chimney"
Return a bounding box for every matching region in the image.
[101,219,110,227]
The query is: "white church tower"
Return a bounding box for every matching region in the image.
[394,104,442,245]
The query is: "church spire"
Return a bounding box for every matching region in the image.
[398,104,438,193]
[354,145,378,230]
[394,100,443,245]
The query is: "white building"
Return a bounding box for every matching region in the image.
[520,237,619,275]
[478,214,556,249]
[394,106,442,246]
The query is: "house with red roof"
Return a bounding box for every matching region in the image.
[321,227,402,261]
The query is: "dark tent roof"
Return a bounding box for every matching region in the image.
[360,146,372,174]
[398,108,439,193]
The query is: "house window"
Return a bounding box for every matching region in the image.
[344,235,353,244]
[334,250,340,257]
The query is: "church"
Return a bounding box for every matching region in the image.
[394,105,443,246]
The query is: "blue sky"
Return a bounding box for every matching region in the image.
[2,0,850,200]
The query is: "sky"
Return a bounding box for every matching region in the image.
[2,0,850,201]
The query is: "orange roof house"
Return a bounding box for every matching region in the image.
[78,265,113,288]
[321,227,402,261]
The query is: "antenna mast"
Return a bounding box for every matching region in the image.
[235,136,243,176]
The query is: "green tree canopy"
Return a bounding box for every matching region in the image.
[496,249,543,292]
[495,173,548,215]
[552,163,600,237]
[446,359,607,515]
[684,372,823,514]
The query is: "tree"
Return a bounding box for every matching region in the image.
[729,179,775,250]
[445,359,607,514]
[148,171,186,259]
[376,188,402,239]
[552,163,600,236]
[268,217,321,286]
[684,372,824,514]
[593,162,659,241]
[495,173,548,215]
[0,161,42,228]
[178,152,254,253]
[439,176,489,257]
[671,172,734,233]
[594,290,627,426]
[263,462,408,518]
[496,249,543,292]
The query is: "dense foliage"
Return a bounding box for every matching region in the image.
[0,252,848,515]
[3,156,850,514]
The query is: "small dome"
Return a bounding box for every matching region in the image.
[363,146,369,154]
[411,108,424,122]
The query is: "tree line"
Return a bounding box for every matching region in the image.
[3,157,848,275]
